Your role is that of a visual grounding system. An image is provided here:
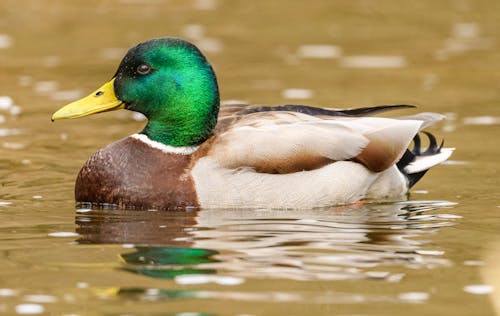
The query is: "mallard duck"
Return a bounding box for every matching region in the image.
[52,37,453,210]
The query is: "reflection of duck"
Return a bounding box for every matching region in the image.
[53,37,453,210]
[76,210,198,246]
[76,210,219,280]
[76,201,456,282]
[121,247,218,280]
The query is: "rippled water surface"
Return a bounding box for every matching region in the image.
[1,1,499,315]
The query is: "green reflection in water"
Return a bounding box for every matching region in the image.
[121,246,219,279]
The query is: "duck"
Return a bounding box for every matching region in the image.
[52,37,453,210]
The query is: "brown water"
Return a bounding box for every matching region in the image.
[0,1,499,315]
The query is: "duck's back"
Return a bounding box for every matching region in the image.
[189,104,452,209]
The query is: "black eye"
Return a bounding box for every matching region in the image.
[136,64,152,75]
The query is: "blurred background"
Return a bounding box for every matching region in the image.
[0,1,499,315]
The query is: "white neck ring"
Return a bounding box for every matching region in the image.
[130,133,199,155]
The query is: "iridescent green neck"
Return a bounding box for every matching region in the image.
[141,86,219,147]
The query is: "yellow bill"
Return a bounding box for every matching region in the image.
[51,78,124,121]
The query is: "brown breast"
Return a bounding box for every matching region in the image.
[75,137,200,210]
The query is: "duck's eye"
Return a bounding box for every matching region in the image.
[136,64,152,75]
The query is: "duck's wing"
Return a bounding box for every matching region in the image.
[215,103,418,135]
[236,104,416,117]
[217,103,415,120]
[209,105,440,174]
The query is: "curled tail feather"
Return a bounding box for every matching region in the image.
[396,132,454,188]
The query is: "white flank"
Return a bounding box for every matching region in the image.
[191,158,408,209]
[130,134,199,155]
[404,148,455,174]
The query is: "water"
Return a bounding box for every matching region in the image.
[0,1,499,315]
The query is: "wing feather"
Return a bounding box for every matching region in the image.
[209,104,440,174]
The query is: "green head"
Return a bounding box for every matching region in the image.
[115,38,220,146]
[52,38,220,147]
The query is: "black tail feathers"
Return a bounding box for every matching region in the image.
[397,132,444,188]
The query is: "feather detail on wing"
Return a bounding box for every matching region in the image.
[208,103,439,174]
[210,113,369,173]
[352,119,423,172]
[396,112,445,130]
